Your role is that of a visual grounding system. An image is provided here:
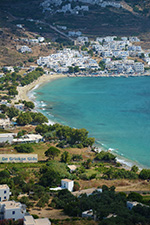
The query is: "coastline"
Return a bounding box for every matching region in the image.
[13,74,147,170]
[12,73,67,104]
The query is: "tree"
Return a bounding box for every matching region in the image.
[61,151,71,163]
[32,112,48,124]
[68,66,74,73]
[45,146,60,160]
[95,151,116,163]
[15,143,34,153]
[73,181,80,191]
[7,107,19,120]
[35,124,49,134]
[17,112,32,125]
[0,104,8,113]
[84,158,92,169]
[8,87,18,96]
[28,57,34,62]
[39,169,61,187]
[24,101,35,109]
[88,49,93,56]
[127,192,143,202]
[74,66,80,73]
[139,169,150,180]
[131,165,139,173]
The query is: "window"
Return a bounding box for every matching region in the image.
[4,191,6,194]
[12,211,15,215]
[4,196,6,200]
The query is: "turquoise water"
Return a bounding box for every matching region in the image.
[33,77,150,168]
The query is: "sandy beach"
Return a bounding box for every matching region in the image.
[12,74,67,104]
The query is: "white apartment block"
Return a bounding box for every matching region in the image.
[0,201,26,221]
[0,185,11,202]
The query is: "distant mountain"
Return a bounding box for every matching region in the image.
[1,0,150,37]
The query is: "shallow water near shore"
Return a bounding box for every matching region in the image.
[32,76,150,168]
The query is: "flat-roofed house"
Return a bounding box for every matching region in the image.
[61,179,74,192]
[0,200,26,221]
[13,134,44,144]
[0,133,16,144]
[0,119,11,129]
[0,185,11,202]
[24,215,51,225]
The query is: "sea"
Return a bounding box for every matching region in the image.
[29,76,150,169]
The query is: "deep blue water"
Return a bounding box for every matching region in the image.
[33,77,150,168]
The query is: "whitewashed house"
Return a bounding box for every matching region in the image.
[0,185,11,202]
[18,46,32,53]
[0,133,16,144]
[38,37,45,43]
[61,179,74,192]
[0,201,26,221]
[67,165,77,173]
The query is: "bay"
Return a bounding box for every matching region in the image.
[33,76,150,168]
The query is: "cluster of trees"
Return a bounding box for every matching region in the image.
[35,123,95,148]
[139,169,150,180]
[17,112,48,125]
[0,68,44,94]
[20,68,44,86]
[102,167,138,180]
[0,105,19,120]
[68,66,80,73]
[45,146,60,160]
[23,101,35,109]
[99,61,106,71]
[14,143,34,153]
[39,161,73,187]
[51,186,150,224]
[95,151,116,163]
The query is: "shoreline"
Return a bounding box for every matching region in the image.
[13,74,147,170]
[12,73,67,104]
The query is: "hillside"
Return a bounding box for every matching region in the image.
[1,0,150,65]
[1,0,150,38]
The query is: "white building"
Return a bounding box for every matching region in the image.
[24,215,51,225]
[3,67,14,73]
[14,103,24,111]
[61,179,74,192]
[38,37,45,43]
[0,133,16,144]
[0,201,26,221]
[67,165,77,173]
[82,209,93,218]
[50,179,74,192]
[0,119,11,129]
[127,201,141,210]
[18,46,32,53]
[13,134,44,144]
[134,62,144,73]
[0,185,11,202]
